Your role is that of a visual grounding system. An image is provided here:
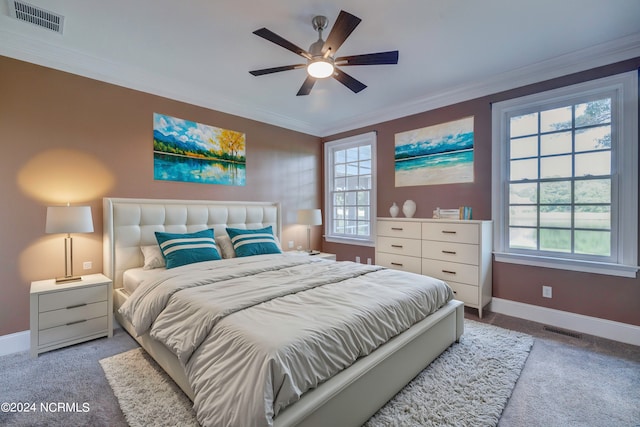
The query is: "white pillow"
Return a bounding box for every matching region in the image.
[141,245,166,270]
[215,235,236,259]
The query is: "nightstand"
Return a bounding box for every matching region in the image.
[30,273,113,358]
[287,251,337,261]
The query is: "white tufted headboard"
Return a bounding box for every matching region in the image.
[103,197,281,289]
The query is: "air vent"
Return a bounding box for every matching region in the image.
[543,325,582,339]
[7,0,64,34]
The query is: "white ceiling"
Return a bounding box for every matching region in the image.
[1,0,639,137]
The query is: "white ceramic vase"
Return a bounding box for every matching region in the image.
[402,200,416,218]
[389,202,399,218]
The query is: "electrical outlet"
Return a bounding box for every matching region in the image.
[83,261,92,270]
[288,240,294,249]
[542,285,552,298]
[355,256,361,263]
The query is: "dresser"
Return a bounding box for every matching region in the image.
[30,274,113,358]
[376,218,492,318]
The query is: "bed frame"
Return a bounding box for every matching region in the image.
[103,197,464,427]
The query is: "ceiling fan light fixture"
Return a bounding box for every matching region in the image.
[307,57,334,78]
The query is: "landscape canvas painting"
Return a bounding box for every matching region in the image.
[153,113,246,186]
[395,116,474,187]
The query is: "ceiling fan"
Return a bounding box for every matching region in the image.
[249,10,399,96]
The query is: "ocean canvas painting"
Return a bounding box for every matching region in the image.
[395,116,474,187]
[153,113,246,186]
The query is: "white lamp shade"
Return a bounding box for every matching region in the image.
[297,209,322,226]
[46,206,94,234]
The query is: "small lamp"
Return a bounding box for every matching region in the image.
[297,209,322,254]
[46,204,94,283]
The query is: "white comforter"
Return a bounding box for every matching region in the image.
[119,254,453,427]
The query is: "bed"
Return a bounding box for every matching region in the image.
[103,197,464,427]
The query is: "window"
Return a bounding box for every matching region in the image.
[492,71,638,277]
[324,132,377,246]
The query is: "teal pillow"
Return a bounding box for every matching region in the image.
[154,229,221,269]
[226,226,282,257]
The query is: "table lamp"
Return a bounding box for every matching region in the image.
[45,204,94,283]
[297,209,322,254]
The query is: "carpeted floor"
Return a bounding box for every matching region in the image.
[99,320,532,427]
[1,312,639,427]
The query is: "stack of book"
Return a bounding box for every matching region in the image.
[433,207,472,220]
[459,206,472,220]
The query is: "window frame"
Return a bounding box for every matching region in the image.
[324,131,377,247]
[491,71,638,278]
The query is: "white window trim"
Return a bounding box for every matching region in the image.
[491,71,638,278]
[324,131,377,247]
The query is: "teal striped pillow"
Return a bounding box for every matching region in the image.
[154,229,221,268]
[226,226,282,257]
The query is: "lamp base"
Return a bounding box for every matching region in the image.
[55,275,82,284]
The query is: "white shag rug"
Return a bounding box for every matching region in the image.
[100,320,533,427]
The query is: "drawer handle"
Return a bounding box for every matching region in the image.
[391,262,404,267]
[391,244,404,248]
[442,230,457,234]
[391,227,404,231]
[66,303,87,310]
[442,269,457,275]
[66,319,87,326]
[442,250,457,255]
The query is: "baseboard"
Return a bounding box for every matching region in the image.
[489,298,640,346]
[0,330,30,356]
[0,322,122,357]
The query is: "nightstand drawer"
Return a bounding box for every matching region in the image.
[39,301,108,329]
[447,281,479,306]
[377,236,422,256]
[422,222,478,244]
[39,316,108,347]
[376,252,422,274]
[422,241,478,265]
[38,284,108,312]
[422,259,478,285]
[377,221,422,239]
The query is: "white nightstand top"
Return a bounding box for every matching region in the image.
[30,273,112,294]
[285,251,337,261]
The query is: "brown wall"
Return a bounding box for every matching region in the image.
[0,56,322,336]
[323,58,640,327]
[2,53,639,337]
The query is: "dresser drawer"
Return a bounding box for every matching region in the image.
[39,301,108,329]
[377,221,422,239]
[422,222,479,244]
[376,252,422,274]
[447,281,479,306]
[422,259,479,286]
[422,240,478,265]
[38,284,108,312]
[38,316,108,347]
[377,236,422,257]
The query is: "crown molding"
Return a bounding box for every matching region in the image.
[0,27,319,136]
[2,27,639,138]
[320,33,640,137]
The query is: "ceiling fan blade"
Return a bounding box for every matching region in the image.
[333,68,367,93]
[253,28,311,59]
[249,64,306,76]
[322,10,361,55]
[336,50,399,66]
[296,76,316,96]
